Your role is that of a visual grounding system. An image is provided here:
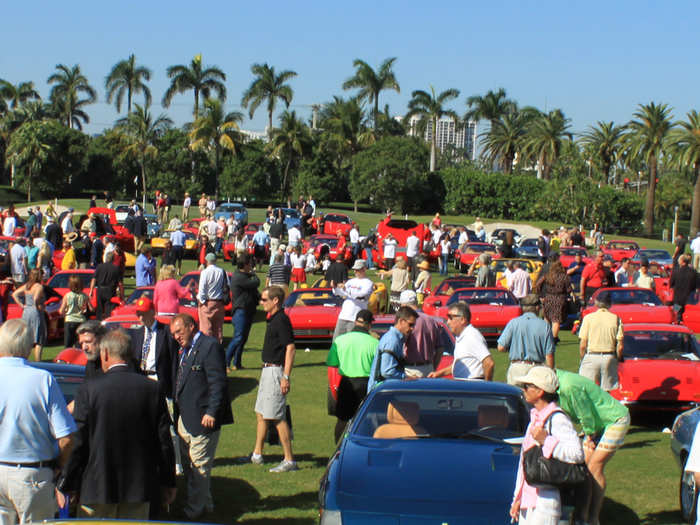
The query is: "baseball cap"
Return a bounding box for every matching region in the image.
[355,309,374,325]
[513,366,559,394]
[351,259,367,270]
[135,296,154,313]
[399,290,417,305]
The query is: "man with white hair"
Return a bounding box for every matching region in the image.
[0,319,76,524]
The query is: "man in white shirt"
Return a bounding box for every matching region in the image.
[349,224,360,258]
[405,231,420,280]
[182,192,191,220]
[197,253,229,343]
[2,214,16,237]
[614,258,632,286]
[691,232,700,270]
[10,239,27,284]
[429,301,494,380]
[61,211,75,234]
[332,259,374,340]
[508,262,532,300]
[458,227,469,246]
[287,225,302,248]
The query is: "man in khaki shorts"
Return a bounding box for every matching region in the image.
[578,292,623,391]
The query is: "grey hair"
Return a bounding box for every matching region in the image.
[448,301,471,324]
[98,329,132,362]
[0,319,33,358]
[76,320,106,339]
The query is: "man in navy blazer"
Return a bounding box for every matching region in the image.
[170,313,233,520]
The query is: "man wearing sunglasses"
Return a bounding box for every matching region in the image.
[367,306,418,392]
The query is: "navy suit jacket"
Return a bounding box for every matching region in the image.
[173,332,233,436]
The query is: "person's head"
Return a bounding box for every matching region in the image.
[621,257,630,270]
[398,290,418,308]
[594,292,611,309]
[68,274,82,294]
[205,252,216,266]
[170,314,197,348]
[237,253,252,271]
[159,264,176,281]
[478,253,490,266]
[351,259,367,275]
[99,329,132,371]
[354,309,374,330]
[446,301,471,336]
[542,229,550,237]
[260,286,285,314]
[395,257,407,269]
[595,251,604,265]
[574,252,583,263]
[394,306,418,336]
[0,319,33,358]
[680,254,691,266]
[62,240,71,251]
[520,293,540,313]
[516,366,560,406]
[164,240,172,250]
[135,295,156,327]
[26,268,42,288]
[140,245,151,257]
[76,321,106,360]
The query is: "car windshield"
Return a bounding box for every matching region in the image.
[636,250,671,260]
[125,288,153,304]
[464,244,495,253]
[447,289,517,306]
[434,278,476,295]
[595,289,662,306]
[56,375,83,404]
[326,214,350,224]
[353,391,528,440]
[492,260,532,273]
[608,242,638,250]
[311,237,338,248]
[520,238,538,247]
[623,331,699,359]
[48,273,93,289]
[284,290,342,307]
[220,204,243,212]
[560,248,586,256]
[384,220,418,230]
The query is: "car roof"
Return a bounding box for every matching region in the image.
[373,377,522,396]
[623,323,693,334]
[29,361,85,377]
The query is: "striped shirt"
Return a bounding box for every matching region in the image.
[267,263,291,285]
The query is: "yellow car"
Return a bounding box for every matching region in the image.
[150,230,199,255]
[491,258,543,288]
[307,278,389,314]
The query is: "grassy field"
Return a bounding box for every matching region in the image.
[31,200,686,524]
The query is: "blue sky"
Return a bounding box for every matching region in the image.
[1,1,698,136]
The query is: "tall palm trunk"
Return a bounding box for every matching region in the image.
[644,156,658,236]
[127,88,132,114]
[373,95,379,130]
[429,118,437,172]
[214,146,220,201]
[504,152,514,175]
[268,111,273,138]
[26,165,32,202]
[691,161,700,237]
[140,158,147,210]
[283,157,292,208]
[194,89,199,120]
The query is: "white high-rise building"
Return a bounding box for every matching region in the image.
[402,116,478,160]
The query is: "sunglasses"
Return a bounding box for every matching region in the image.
[447,314,464,320]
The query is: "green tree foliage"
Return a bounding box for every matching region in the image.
[152,128,209,198]
[350,136,435,214]
[294,144,346,205]
[479,108,530,174]
[85,129,138,195]
[342,57,400,129]
[465,88,516,128]
[162,54,226,119]
[105,54,152,114]
[267,111,312,205]
[241,63,296,136]
[219,139,279,202]
[668,110,700,235]
[0,80,40,111]
[47,64,96,130]
[578,121,625,183]
[5,121,50,201]
[521,108,572,180]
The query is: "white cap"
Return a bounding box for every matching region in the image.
[513,366,559,394]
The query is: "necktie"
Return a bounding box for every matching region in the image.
[175,344,190,398]
[141,327,153,371]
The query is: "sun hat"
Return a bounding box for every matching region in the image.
[351,259,367,270]
[513,366,559,394]
[135,296,154,313]
[63,232,78,243]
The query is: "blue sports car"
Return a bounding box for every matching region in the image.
[319,379,528,525]
[671,406,700,522]
[274,207,302,229]
[516,237,541,259]
[214,202,248,224]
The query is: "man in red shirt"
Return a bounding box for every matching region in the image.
[580,251,607,303]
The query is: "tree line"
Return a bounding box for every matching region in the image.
[1,55,699,236]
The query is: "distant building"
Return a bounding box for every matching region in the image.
[239,129,268,142]
[401,116,477,160]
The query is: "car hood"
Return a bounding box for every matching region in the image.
[285,306,340,324]
[610,304,672,324]
[335,436,518,520]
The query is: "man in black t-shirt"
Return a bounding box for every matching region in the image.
[673,233,688,268]
[245,286,298,472]
[671,254,698,322]
[325,254,348,287]
[88,251,124,320]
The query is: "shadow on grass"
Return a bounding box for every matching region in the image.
[642,509,684,524]
[214,452,329,468]
[227,376,259,401]
[167,475,261,523]
[601,497,640,524]
[621,439,661,450]
[252,490,318,512]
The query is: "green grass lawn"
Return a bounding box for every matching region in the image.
[31,199,685,524]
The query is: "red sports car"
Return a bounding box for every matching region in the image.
[428,276,477,299]
[304,234,350,262]
[558,246,592,268]
[46,270,96,309]
[284,287,343,342]
[179,271,233,320]
[609,323,700,412]
[580,287,674,326]
[109,286,198,321]
[422,287,522,340]
[454,242,498,272]
[84,207,135,253]
[322,213,354,236]
[6,285,64,341]
[373,217,432,269]
[681,291,700,333]
[601,240,640,262]
[183,218,206,236]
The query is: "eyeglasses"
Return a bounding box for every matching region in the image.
[261,297,271,302]
[522,383,537,390]
[404,321,416,328]
[447,314,464,320]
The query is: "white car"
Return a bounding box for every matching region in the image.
[114,204,132,224]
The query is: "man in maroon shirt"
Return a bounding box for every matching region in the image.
[580,251,607,303]
[398,290,447,377]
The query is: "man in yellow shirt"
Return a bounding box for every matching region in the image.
[578,292,623,391]
[61,237,77,270]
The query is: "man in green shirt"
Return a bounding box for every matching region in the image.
[326,309,378,442]
[556,369,630,525]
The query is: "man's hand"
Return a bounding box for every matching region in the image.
[201,414,216,428]
[280,377,290,395]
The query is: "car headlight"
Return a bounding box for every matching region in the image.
[320,509,342,525]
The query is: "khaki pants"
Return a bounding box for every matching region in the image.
[506,361,540,386]
[579,353,618,391]
[198,300,225,343]
[178,418,220,519]
[79,502,149,519]
[182,207,190,220]
[134,235,146,254]
[0,465,55,525]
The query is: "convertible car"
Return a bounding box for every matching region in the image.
[422,287,522,340]
[427,276,476,299]
[455,242,498,272]
[109,286,197,319]
[671,406,700,522]
[82,207,135,253]
[609,323,700,412]
[322,213,354,236]
[150,229,199,255]
[515,237,540,259]
[601,240,640,262]
[580,287,674,325]
[319,379,529,525]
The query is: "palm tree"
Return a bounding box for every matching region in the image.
[162,54,226,119]
[465,88,517,129]
[578,121,625,183]
[241,63,297,137]
[669,110,700,235]
[267,110,312,206]
[405,86,460,172]
[116,104,173,208]
[189,98,243,199]
[624,102,674,236]
[47,64,96,130]
[521,109,573,180]
[5,121,50,201]
[480,109,530,174]
[342,57,400,129]
[319,96,375,168]
[105,54,152,114]
[0,80,40,110]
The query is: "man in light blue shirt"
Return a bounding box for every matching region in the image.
[252,228,270,268]
[0,318,76,523]
[496,294,555,385]
[135,246,156,287]
[169,225,187,273]
[367,306,418,392]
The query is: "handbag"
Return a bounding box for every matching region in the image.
[523,411,588,488]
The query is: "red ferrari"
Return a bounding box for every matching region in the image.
[428,276,477,300]
[84,207,135,253]
[601,240,640,262]
[322,213,354,236]
[373,217,433,269]
[110,286,198,321]
[580,287,674,326]
[46,270,96,309]
[183,218,206,236]
[558,246,592,268]
[454,242,498,273]
[284,287,343,342]
[609,323,700,412]
[681,291,700,333]
[422,287,522,340]
[304,234,350,262]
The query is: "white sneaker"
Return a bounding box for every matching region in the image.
[269,459,298,473]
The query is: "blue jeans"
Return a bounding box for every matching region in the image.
[225,309,253,368]
[364,247,374,269]
[440,254,448,275]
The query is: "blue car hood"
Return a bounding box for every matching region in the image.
[336,435,519,523]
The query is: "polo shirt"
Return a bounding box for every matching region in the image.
[404,313,444,365]
[197,264,227,303]
[267,264,291,285]
[252,230,270,246]
[406,235,420,258]
[578,307,622,353]
[452,324,491,379]
[556,369,629,436]
[94,262,121,293]
[135,254,155,287]
[335,277,373,322]
[170,229,186,247]
[497,312,555,362]
[262,310,294,365]
[581,262,606,288]
[367,326,405,392]
[0,357,76,462]
[326,328,378,377]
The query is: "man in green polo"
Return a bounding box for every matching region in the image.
[326,309,379,442]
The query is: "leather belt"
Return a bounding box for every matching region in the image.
[511,360,542,365]
[263,363,282,368]
[588,352,616,355]
[0,460,56,469]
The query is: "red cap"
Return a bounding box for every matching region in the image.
[135,296,154,313]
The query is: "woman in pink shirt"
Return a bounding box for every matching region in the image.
[153,265,194,315]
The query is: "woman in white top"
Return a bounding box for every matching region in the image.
[289,246,307,290]
[305,248,317,274]
[439,236,451,276]
[382,234,398,268]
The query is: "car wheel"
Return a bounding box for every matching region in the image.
[327,386,337,416]
[680,461,698,523]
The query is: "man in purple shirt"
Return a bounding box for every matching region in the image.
[398,290,449,377]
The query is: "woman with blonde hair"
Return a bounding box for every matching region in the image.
[37,242,52,280]
[12,268,46,360]
[153,264,194,316]
[59,274,89,348]
[380,256,411,312]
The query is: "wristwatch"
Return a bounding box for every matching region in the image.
[282,374,290,380]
